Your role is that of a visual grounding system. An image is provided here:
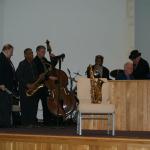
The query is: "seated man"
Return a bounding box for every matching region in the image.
[116,62,134,80]
[86,55,109,79]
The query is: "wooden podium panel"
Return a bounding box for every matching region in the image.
[83,80,150,131]
[0,133,150,150]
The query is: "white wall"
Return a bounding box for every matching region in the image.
[135,0,150,64]
[2,0,129,77]
[0,0,4,46]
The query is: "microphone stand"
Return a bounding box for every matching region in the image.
[67,68,73,92]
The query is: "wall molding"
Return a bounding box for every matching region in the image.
[127,0,135,54]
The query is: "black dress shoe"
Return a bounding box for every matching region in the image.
[0,124,12,128]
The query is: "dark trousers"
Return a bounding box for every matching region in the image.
[20,92,38,126]
[0,91,11,127]
[36,87,53,125]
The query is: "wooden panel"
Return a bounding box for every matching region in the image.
[127,144,150,150]
[83,80,150,131]
[0,141,13,150]
[0,134,150,150]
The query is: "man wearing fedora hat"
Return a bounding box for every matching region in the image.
[129,49,150,79]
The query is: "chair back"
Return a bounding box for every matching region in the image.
[77,77,110,104]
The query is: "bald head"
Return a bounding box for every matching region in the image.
[124,62,133,75]
[2,44,14,58]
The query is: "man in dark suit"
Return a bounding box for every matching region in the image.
[16,48,39,127]
[33,45,58,126]
[129,50,150,79]
[0,44,16,127]
[86,55,109,79]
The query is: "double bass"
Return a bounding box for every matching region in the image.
[45,40,77,120]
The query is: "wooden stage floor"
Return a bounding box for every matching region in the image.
[0,126,150,150]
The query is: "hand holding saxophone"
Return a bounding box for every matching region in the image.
[39,73,46,80]
[0,85,6,91]
[26,84,36,92]
[39,72,58,81]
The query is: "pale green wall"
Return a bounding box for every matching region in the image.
[2,0,128,73]
[0,0,4,47]
[135,0,150,64]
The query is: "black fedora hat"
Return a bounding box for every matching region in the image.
[129,49,141,60]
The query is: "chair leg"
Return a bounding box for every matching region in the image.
[77,111,79,134]
[79,113,82,135]
[101,115,104,128]
[77,112,82,135]
[112,112,115,136]
[107,113,110,135]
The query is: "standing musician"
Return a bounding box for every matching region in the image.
[0,44,17,127]
[33,45,58,126]
[129,49,150,79]
[16,48,39,127]
[86,55,110,79]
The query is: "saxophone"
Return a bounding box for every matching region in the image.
[89,65,104,103]
[26,66,52,96]
[26,73,46,96]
